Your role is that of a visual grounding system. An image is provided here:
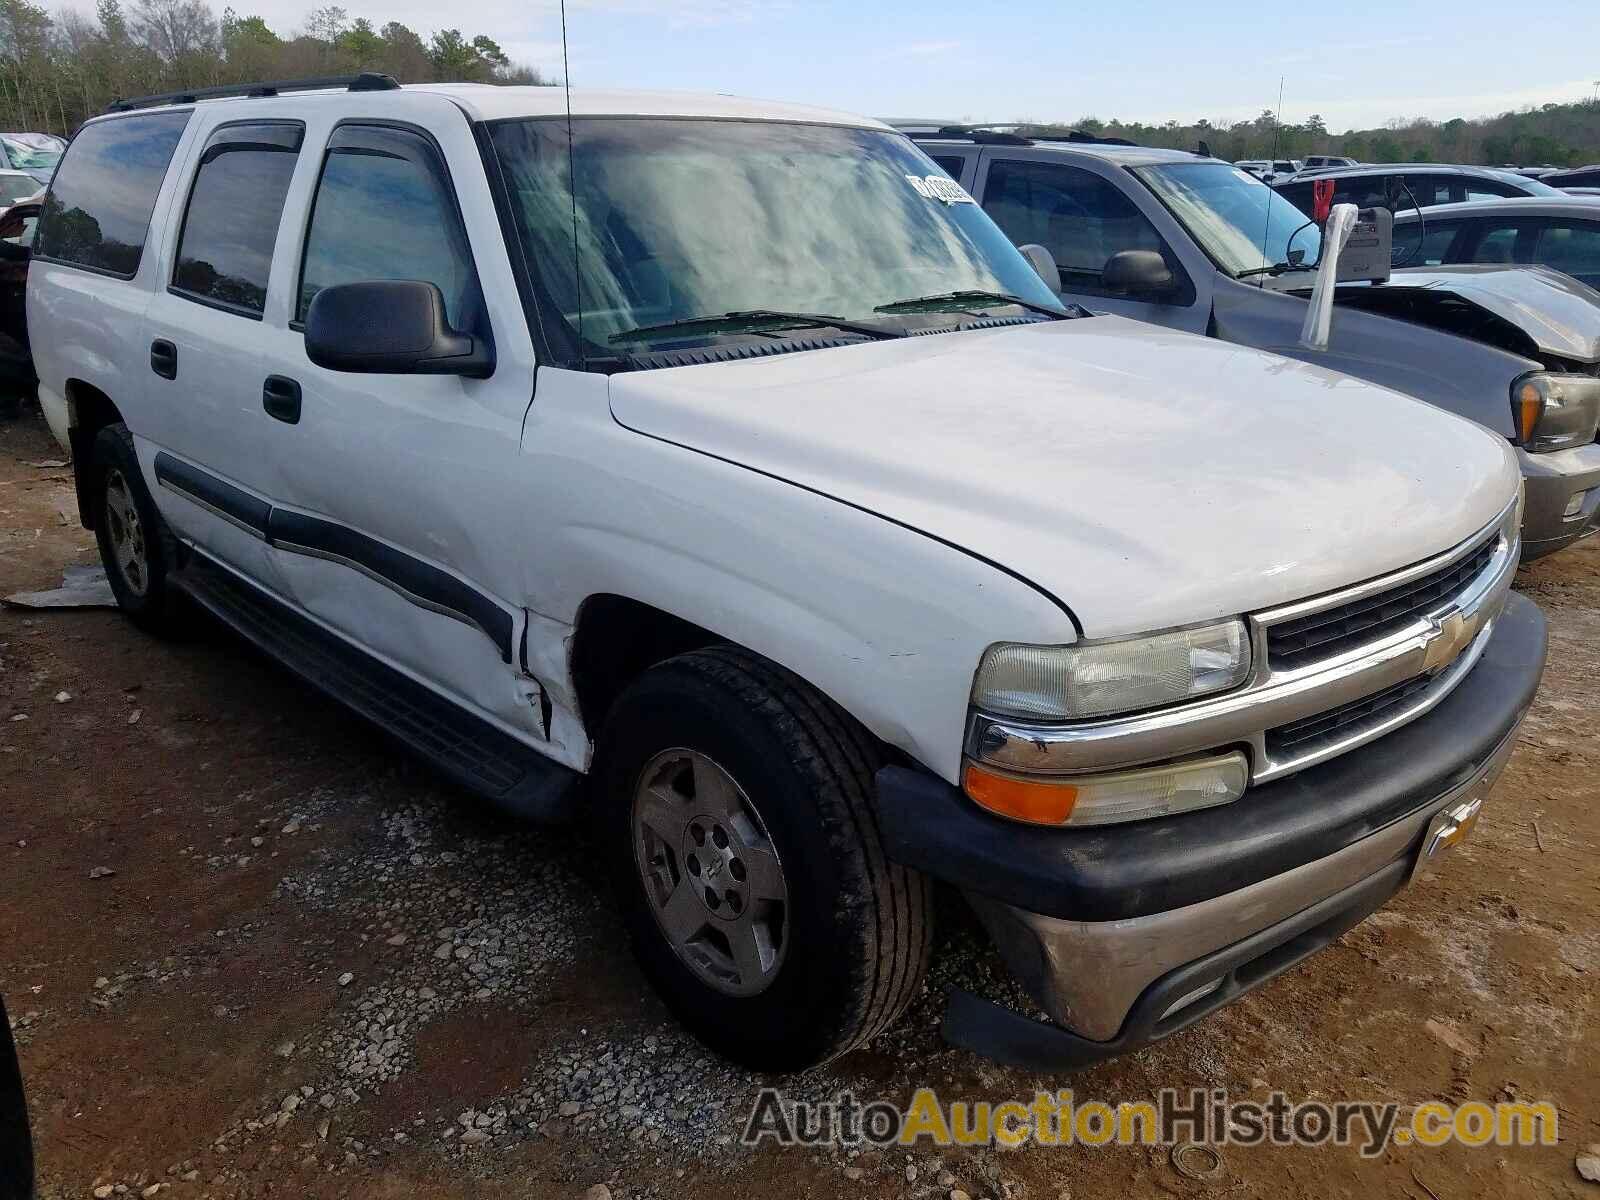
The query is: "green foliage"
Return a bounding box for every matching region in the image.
[223,11,279,47]
[0,0,553,135]
[334,17,378,63]
[1016,98,1600,168]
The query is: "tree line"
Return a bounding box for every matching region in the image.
[0,1,1593,168]
[0,0,550,135]
[1020,97,1600,168]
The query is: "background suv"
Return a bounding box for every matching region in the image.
[911,127,1600,559]
[1273,162,1575,213]
[1392,197,1600,291]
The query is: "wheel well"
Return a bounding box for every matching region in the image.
[570,595,720,734]
[64,380,123,529]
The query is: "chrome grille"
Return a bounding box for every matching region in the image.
[1265,673,1434,760]
[965,498,1518,793]
[1267,533,1498,671]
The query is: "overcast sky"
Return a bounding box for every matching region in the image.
[157,0,1600,132]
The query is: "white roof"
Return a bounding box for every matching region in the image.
[85,82,891,135]
[409,84,889,130]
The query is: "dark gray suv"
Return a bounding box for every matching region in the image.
[1274,163,1569,214]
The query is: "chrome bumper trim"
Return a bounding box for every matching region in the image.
[968,501,1518,783]
[967,723,1521,1042]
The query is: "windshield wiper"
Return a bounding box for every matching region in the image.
[874,290,1083,319]
[610,309,902,345]
[1236,261,1318,280]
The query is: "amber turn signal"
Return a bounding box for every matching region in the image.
[1515,381,1544,443]
[963,762,1080,825]
[963,752,1249,827]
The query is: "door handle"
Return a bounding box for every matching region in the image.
[149,339,177,379]
[262,375,302,424]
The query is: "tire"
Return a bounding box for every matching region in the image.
[90,423,186,637]
[595,645,933,1072]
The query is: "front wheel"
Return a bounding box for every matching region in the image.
[596,646,932,1071]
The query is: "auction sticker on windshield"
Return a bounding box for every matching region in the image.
[905,173,975,204]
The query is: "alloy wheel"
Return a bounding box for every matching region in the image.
[631,747,789,998]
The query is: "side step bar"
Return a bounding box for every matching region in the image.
[172,553,580,822]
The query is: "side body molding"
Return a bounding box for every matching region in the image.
[154,451,270,538]
[153,451,515,663]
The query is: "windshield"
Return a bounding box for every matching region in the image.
[1135,160,1321,277]
[489,118,1064,356]
[1,138,60,171]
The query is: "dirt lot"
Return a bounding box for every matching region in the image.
[2,406,1597,1200]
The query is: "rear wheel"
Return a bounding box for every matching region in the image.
[597,646,933,1071]
[91,423,185,636]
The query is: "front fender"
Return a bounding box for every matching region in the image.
[524,404,1074,784]
[1212,277,1537,437]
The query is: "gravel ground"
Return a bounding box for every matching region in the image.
[3,406,1598,1199]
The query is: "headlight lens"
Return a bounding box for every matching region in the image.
[972,621,1251,722]
[1511,372,1600,453]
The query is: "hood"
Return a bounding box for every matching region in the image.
[1342,265,1600,364]
[608,318,1519,639]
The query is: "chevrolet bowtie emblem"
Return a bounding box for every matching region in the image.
[1421,608,1472,673]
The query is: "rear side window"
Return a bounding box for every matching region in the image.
[35,110,190,277]
[1392,220,1463,267]
[1537,223,1600,288]
[1274,181,1314,212]
[297,124,480,329]
[172,122,303,316]
[1468,222,1525,265]
[1396,174,1446,208]
[1462,177,1523,202]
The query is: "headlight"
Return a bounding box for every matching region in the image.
[972,621,1251,722]
[1511,372,1600,453]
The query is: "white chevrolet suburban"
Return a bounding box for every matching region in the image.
[28,76,1546,1071]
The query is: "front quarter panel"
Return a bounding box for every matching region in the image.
[521,368,1076,784]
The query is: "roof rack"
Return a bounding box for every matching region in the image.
[897,123,1035,146]
[897,121,1213,158]
[1035,130,1138,147]
[106,72,400,114]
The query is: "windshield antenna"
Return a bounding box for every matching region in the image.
[560,0,582,366]
[1258,75,1285,286]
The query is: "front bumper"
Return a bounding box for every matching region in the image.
[1519,442,1600,559]
[875,592,1547,1067]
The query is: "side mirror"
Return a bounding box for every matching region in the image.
[0,240,29,264]
[1017,243,1060,290]
[1102,249,1176,299]
[304,280,493,379]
